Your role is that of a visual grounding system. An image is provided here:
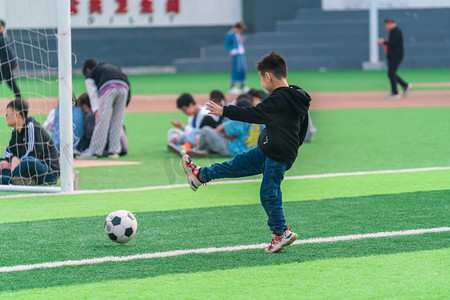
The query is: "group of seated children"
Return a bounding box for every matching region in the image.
[0,59,130,186]
[167,89,268,158]
[167,88,316,158]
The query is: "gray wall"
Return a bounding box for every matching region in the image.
[243,0,321,32]
[7,1,450,73]
[71,26,228,70]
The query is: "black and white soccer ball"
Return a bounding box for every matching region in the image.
[104,210,138,244]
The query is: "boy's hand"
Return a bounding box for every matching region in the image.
[206,101,223,116]
[11,157,20,172]
[378,38,385,45]
[0,160,10,170]
[170,120,184,129]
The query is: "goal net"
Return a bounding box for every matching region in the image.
[0,0,73,192]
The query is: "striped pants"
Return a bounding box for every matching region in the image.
[88,87,128,156]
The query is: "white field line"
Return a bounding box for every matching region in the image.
[1,227,448,274]
[0,166,449,200]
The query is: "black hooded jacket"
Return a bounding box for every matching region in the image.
[222,85,311,164]
[4,117,60,176]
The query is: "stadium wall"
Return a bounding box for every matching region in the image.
[242,0,321,33]
[2,0,449,73]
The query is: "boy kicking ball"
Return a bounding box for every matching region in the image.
[182,51,311,253]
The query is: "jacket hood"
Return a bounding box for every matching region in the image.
[275,85,311,114]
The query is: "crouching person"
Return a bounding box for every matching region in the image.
[1,99,60,185]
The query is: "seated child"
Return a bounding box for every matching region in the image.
[167,92,223,155]
[186,94,264,158]
[43,95,85,151]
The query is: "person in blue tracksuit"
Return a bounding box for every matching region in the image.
[224,22,248,94]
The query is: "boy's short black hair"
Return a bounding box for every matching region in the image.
[7,99,28,119]
[82,58,98,76]
[176,93,195,109]
[384,17,395,24]
[236,100,252,108]
[256,51,287,79]
[0,19,5,27]
[236,93,253,107]
[77,93,91,108]
[209,90,225,104]
[247,89,266,101]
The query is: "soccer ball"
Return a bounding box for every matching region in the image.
[104,210,138,244]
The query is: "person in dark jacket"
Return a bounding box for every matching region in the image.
[378,17,412,99]
[77,59,130,159]
[1,99,60,185]
[0,19,21,99]
[182,51,311,253]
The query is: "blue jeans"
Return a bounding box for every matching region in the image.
[231,54,246,84]
[1,156,58,185]
[200,147,291,235]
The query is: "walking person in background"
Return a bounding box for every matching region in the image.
[77,59,130,159]
[378,17,412,99]
[224,21,249,94]
[0,19,21,99]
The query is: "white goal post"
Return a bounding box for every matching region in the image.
[0,0,73,193]
[58,0,74,193]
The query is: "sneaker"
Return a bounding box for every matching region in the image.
[107,153,119,159]
[167,143,183,156]
[76,150,97,159]
[182,154,203,191]
[228,87,242,94]
[10,176,38,186]
[385,94,401,100]
[265,227,298,253]
[241,86,250,93]
[186,148,209,158]
[403,83,413,97]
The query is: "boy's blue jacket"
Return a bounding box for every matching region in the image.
[222,85,311,164]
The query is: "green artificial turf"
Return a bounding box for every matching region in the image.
[0,69,448,298]
[1,69,449,98]
[0,169,449,224]
[0,106,448,193]
[0,189,448,292]
[2,248,447,299]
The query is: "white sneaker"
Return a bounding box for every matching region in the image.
[76,150,97,159]
[182,154,203,191]
[241,86,250,93]
[265,227,298,253]
[403,84,413,97]
[385,94,401,100]
[107,153,119,159]
[228,87,241,94]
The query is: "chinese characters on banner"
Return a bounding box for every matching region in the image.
[141,0,154,13]
[89,0,102,14]
[71,0,180,25]
[71,0,80,14]
[115,0,128,13]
